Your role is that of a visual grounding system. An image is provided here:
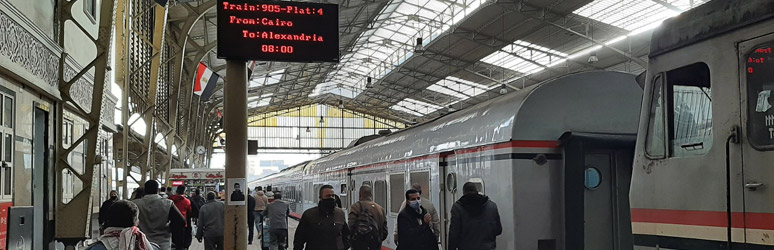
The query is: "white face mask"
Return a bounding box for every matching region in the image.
[409,200,421,209]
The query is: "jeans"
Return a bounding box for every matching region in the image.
[254,211,264,232]
[203,236,223,250]
[268,228,288,250]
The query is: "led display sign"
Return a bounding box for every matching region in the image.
[217,0,339,62]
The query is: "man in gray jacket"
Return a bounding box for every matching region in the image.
[196,191,225,250]
[132,180,186,250]
[448,182,502,250]
[263,192,290,250]
[196,191,226,250]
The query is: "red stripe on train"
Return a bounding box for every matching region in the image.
[290,212,302,219]
[631,208,774,230]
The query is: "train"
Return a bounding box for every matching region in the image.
[630,0,774,249]
[251,70,644,250]
[253,0,774,250]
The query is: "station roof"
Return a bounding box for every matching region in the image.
[167,0,709,124]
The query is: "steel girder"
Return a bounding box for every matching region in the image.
[54,0,116,244]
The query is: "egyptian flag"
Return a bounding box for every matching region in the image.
[194,62,219,101]
[247,61,258,79]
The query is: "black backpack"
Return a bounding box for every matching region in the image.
[351,201,382,249]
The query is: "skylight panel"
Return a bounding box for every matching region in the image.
[573,0,679,31]
[481,40,567,75]
[427,76,491,101]
[248,97,272,108]
[313,0,486,98]
[249,69,285,88]
[391,98,442,116]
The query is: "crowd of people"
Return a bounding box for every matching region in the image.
[93,180,501,250]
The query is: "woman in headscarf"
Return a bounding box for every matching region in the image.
[86,200,159,250]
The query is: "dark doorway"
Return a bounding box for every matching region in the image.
[560,132,635,250]
[33,106,49,250]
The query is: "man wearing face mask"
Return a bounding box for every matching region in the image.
[294,185,350,250]
[396,189,437,250]
[393,183,439,245]
[99,190,120,231]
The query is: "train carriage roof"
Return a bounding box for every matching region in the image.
[303,71,642,175]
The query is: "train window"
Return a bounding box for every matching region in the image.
[745,43,774,149]
[373,180,387,210]
[584,167,601,190]
[666,63,712,157]
[645,74,666,158]
[389,174,405,213]
[409,171,431,201]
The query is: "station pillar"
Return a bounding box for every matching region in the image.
[224,60,248,250]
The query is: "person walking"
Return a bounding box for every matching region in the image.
[394,183,439,244]
[396,189,437,250]
[189,189,206,225]
[159,187,168,198]
[131,187,145,200]
[131,180,186,250]
[196,192,225,250]
[170,186,193,250]
[348,185,387,250]
[86,200,160,250]
[99,190,119,231]
[265,187,275,203]
[254,187,269,236]
[247,189,256,245]
[448,182,502,250]
[263,192,290,250]
[293,185,350,250]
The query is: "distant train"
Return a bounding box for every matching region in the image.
[252,70,643,250]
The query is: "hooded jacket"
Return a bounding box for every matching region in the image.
[448,193,502,250]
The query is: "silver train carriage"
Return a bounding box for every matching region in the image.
[254,71,643,250]
[630,0,774,249]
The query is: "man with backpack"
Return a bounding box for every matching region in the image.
[348,185,388,250]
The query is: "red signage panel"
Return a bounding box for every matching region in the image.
[217,0,339,62]
[0,202,11,250]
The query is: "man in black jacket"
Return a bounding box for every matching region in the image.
[448,182,502,250]
[294,185,350,250]
[98,190,119,231]
[396,189,437,250]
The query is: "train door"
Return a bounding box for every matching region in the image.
[560,133,635,250]
[739,35,774,247]
[439,152,457,250]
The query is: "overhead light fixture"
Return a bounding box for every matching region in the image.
[319,116,325,124]
[306,126,311,132]
[338,100,344,109]
[588,51,599,63]
[414,38,425,53]
[499,84,508,95]
[366,76,373,88]
[448,105,456,112]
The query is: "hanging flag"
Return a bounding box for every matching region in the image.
[194,62,220,101]
[247,61,258,79]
